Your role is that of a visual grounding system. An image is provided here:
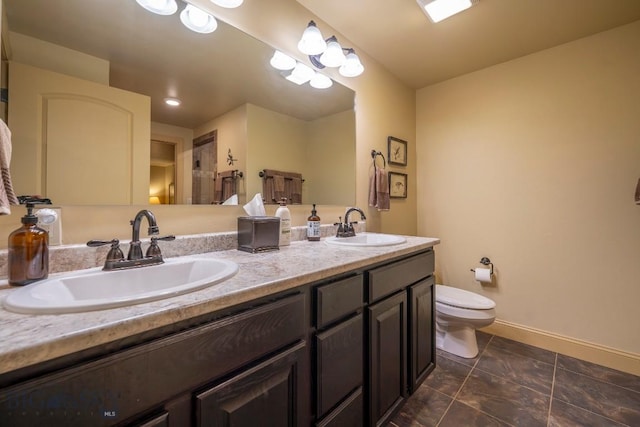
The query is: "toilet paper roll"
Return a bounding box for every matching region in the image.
[475,267,492,283]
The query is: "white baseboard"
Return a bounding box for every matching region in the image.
[481,319,640,377]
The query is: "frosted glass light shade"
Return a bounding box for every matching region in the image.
[135,0,177,15]
[339,51,364,77]
[210,0,244,8]
[310,73,333,89]
[298,22,327,55]
[270,51,296,71]
[180,5,218,33]
[319,37,346,68]
[417,0,473,23]
[286,62,315,85]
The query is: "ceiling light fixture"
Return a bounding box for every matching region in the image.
[180,4,218,33]
[135,0,178,15]
[297,21,364,78]
[417,0,476,23]
[164,97,181,106]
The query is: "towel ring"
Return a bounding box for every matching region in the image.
[371,150,386,169]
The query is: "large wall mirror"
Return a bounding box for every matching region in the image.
[2,0,356,206]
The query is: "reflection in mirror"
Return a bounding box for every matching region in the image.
[2,0,356,206]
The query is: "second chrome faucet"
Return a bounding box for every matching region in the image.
[87,209,175,271]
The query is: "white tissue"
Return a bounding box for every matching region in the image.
[243,193,266,216]
[222,194,238,205]
[474,268,492,283]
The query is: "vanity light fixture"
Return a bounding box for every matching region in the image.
[180,4,218,33]
[269,51,297,71]
[135,0,178,15]
[417,0,477,23]
[210,0,243,8]
[297,21,364,77]
[309,73,333,89]
[164,97,181,106]
[285,62,316,85]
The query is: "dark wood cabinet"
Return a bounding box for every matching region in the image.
[313,275,364,426]
[409,276,436,393]
[0,247,436,427]
[367,291,407,426]
[196,341,306,427]
[365,249,435,426]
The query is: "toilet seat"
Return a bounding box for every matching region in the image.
[435,285,495,310]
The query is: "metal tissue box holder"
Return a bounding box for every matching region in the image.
[237,216,280,253]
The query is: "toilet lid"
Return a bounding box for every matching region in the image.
[435,285,496,310]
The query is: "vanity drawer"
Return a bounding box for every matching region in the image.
[367,250,434,303]
[315,275,363,329]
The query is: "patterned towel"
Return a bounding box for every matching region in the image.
[0,120,19,215]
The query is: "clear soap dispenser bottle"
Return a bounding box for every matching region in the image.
[8,203,49,286]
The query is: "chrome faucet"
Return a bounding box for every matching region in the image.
[87,209,175,270]
[336,207,367,238]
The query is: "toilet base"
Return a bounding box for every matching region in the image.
[436,323,479,359]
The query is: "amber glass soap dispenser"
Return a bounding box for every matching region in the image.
[8,203,49,286]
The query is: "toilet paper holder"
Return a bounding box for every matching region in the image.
[470,257,494,276]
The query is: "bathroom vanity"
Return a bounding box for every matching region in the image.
[0,236,438,426]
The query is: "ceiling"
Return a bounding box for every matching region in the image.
[3,0,354,129]
[297,0,640,89]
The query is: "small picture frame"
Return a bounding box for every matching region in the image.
[388,172,408,198]
[387,136,407,166]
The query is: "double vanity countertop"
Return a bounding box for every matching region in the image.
[0,235,439,375]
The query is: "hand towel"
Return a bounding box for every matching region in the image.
[214,170,235,204]
[369,167,390,211]
[0,119,19,215]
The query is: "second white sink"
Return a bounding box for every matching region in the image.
[325,233,407,247]
[3,257,238,315]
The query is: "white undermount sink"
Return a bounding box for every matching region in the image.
[3,257,238,315]
[325,233,407,247]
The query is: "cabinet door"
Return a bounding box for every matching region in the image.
[367,291,407,427]
[316,314,363,418]
[196,341,306,427]
[408,277,435,393]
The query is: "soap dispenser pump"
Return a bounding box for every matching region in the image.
[8,203,49,286]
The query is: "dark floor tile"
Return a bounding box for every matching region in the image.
[456,369,549,427]
[488,336,556,365]
[548,398,627,427]
[390,386,451,427]
[475,342,555,394]
[436,331,493,367]
[438,401,512,427]
[425,355,472,397]
[554,367,640,426]
[557,354,640,393]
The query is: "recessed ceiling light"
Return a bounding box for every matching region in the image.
[417,0,476,23]
[164,98,181,106]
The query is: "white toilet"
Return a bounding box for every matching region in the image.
[435,284,496,358]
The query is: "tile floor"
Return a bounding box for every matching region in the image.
[390,332,640,427]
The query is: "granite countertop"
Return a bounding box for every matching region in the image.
[0,235,439,375]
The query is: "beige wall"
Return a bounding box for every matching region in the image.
[417,21,640,356]
[151,122,194,205]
